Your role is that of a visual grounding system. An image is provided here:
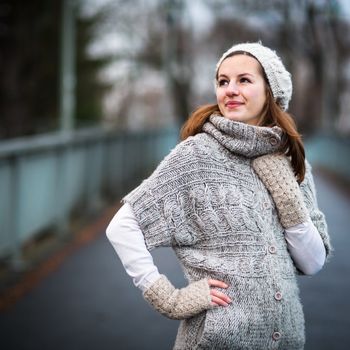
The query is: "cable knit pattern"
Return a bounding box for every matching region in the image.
[252,154,310,228]
[123,115,331,350]
[143,275,212,320]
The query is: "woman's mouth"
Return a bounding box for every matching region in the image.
[225,101,244,108]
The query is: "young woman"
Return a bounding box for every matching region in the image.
[106,42,332,349]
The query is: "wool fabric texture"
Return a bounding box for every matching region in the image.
[216,42,293,111]
[123,115,331,350]
[252,154,310,228]
[143,275,212,320]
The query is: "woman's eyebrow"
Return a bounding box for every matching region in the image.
[217,74,229,79]
[237,72,254,77]
[218,72,255,79]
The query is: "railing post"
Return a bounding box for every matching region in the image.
[59,0,76,132]
[9,156,26,270]
[55,145,70,237]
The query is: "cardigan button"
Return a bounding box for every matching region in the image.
[272,331,282,341]
[269,137,278,146]
[274,291,283,301]
[262,201,270,210]
[268,245,277,254]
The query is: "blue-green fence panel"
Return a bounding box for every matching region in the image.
[17,152,58,242]
[0,126,179,265]
[63,146,89,210]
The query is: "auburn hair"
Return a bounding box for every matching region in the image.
[180,57,306,182]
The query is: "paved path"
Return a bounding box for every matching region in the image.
[298,172,350,350]
[0,171,349,350]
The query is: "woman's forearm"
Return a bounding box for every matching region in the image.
[106,204,230,318]
[106,203,161,291]
[284,219,326,275]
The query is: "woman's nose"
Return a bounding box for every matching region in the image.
[226,82,239,96]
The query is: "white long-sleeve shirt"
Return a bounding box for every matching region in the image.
[106,203,326,292]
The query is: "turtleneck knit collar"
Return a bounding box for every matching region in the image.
[202,114,284,158]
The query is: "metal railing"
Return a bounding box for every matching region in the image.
[0,126,179,267]
[305,134,350,181]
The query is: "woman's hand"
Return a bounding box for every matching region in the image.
[208,279,232,307]
[143,275,233,320]
[143,275,213,320]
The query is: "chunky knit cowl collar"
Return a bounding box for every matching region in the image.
[202,114,284,158]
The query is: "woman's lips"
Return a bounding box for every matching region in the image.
[225,101,244,108]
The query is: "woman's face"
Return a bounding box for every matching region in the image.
[216,54,267,125]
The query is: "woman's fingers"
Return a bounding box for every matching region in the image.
[208,279,229,289]
[211,295,229,306]
[210,289,232,306]
[208,279,232,307]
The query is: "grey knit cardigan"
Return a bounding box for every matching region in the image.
[123,115,331,350]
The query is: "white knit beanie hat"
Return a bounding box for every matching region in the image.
[215,42,292,111]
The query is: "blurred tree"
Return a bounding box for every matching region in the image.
[77,0,349,134]
[75,13,112,127]
[302,0,350,133]
[0,0,60,138]
[161,0,193,123]
[85,0,195,126]
[206,0,350,134]
[0,0,110,139]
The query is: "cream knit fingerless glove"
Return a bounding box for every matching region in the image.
[252,154,309,228]
[143,275,212,320]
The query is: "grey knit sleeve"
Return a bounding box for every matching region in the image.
[300,161,332,258]
[122,140,194,251]
[122,177,172,251]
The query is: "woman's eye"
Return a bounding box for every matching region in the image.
[218,79,228,87]
[240,77,251,83]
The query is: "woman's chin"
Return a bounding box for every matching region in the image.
[222,113,245,122]
[222,113,259,125]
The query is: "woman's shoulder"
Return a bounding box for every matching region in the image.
[168,133,214,159]
[304,158,314,179]
[179,132,212,146]
[151,134,206,172]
